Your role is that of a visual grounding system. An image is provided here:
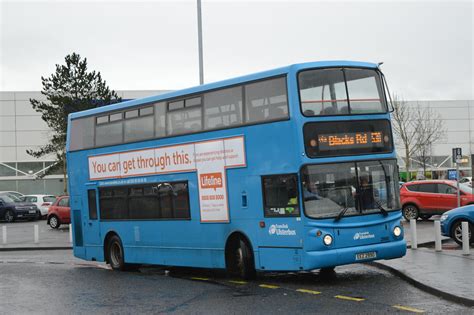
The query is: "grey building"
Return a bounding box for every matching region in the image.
[397,100,474,179]
[0,90,168,195]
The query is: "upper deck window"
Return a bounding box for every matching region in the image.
[69,76,289,151]
[298,68,386,116]
[245,77,288,123]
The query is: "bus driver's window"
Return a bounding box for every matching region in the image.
[262,174,300,217]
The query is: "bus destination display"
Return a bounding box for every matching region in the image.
[317,131,384,150]
[303,120,393,157]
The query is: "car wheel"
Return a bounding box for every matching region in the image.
[4,210,15,223]
[49,215,60,229]
[419,214,432,221]
[402,204,419,221]
[450,221,472,246]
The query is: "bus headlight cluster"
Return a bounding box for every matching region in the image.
[323,234,333,246]
[393,226,402,237]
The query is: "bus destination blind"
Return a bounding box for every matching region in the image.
[303,120,393,157]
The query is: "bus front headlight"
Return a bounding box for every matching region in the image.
[393,226,402,237]
[323,234,333,246]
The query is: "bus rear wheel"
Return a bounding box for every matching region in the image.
[227,238,256,280]
[107,235,124,270]
[106,235,139,271]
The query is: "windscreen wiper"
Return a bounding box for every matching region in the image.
[375,201,389,216]
[334,207,349,221]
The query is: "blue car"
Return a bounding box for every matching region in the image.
[440,205,474,245]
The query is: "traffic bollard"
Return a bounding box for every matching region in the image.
[69,224,72,243]
[462,222,470,256]
[410,219,417,249]
[2,226,6,244]
[434,221,442,252]
[34,224,39,244]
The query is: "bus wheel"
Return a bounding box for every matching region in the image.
[319,267,336,279]
[107,235,126,271]
[227,238,256,280]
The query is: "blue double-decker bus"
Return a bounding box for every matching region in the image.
[67,61,406,278]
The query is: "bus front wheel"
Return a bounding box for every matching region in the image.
[226,238,256,280]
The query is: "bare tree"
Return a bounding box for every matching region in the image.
[413,105,446,176]
[391,95,417,180]
[391,95,446,180]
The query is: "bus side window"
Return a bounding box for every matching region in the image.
[262,174,299,217]
[87,189,97,220]
[245,77,289,124]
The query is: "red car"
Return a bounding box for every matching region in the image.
[400,180,474,220]
[47,196,70,229]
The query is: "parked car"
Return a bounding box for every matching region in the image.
[0,195,39,222]
[459,177,472,187]
[440,205,474,245]
[21,195,56,219]
[47,196,70,229]
[0,191,24,200]
[400,180,474,221]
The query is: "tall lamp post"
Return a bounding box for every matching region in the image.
[197,0,204,85]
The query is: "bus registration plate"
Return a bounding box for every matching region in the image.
[356,252,376,260]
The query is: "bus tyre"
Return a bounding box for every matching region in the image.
[49,215,60,229]
[402,204,419,221]
[227,239,256,280]
[107,235,127,271]
[106,235,139,271]
[320,267,336,279]
[450,221,473,246]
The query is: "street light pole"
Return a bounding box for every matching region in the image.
[197,0,204,85]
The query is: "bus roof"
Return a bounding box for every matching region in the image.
[69,60,378,120]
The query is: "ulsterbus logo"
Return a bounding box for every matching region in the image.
[200,172,223,191]
[353,231,375,240]
[268,224,296,236]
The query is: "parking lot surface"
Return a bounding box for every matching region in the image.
[1,250,472,314]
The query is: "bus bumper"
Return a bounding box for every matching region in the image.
[303,239,406,270]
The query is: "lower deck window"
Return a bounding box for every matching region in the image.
[99,181,190,220]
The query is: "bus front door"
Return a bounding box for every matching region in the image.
[83,188,102,260]
[257,174,304,271]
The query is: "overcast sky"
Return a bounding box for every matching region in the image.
[0,0,472,100]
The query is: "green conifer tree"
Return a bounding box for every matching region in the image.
[28,53,121,193]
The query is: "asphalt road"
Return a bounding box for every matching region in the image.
[0,250,471,314]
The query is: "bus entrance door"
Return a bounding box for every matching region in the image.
[83,187,102,260]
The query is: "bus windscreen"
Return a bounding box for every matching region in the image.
[303,120,393,157]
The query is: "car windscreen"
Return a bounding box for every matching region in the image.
[0,195,16,203]
[301,159,400,219]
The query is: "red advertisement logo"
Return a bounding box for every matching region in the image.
[200,172,223,191]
